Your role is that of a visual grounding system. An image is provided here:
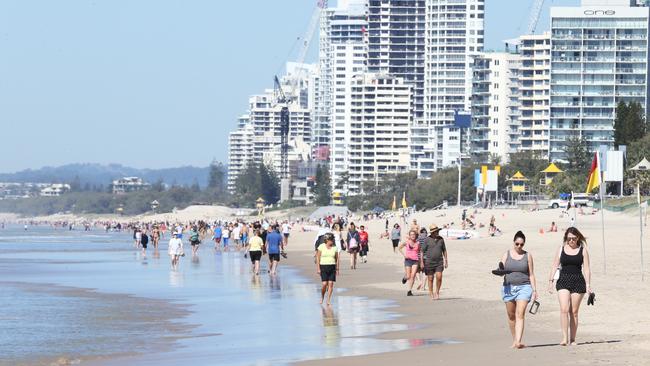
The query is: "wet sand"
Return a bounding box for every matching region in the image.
[283,207,650,366]
[0,282,195,366]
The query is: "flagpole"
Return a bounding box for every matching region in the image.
[638,183,645,281]
[599,152,606,274]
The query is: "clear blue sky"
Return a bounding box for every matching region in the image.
[0,0,578,173]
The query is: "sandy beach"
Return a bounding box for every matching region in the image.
[279,206,650,365]
[4,204,650,365]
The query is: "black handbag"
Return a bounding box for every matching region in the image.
[587,292,596,306]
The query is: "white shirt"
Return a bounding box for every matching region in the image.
[282,223,290,234]
[168,237,183,256]
[232,226,241,239]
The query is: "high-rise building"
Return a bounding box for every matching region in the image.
[421,0,485,176]
[314,0,367,161]
[329,42,367,192]
[518,33,551,159]
[227,120,253,193]
[348,74,412,195]
[550,0,649,161]
[367,0,426,120]
[226,64,315,193]
[470,52,520,164]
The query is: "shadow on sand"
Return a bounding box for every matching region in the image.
[528,340,622,349]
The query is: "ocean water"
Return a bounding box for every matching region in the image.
[0,225,455,366]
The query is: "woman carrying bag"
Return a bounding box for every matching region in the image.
[547,227,593,346]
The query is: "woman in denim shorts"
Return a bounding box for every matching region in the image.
[499,231,538,349]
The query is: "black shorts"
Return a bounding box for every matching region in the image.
[392,239,399,248]
[424,264,444,275]
[269,253,280,262]
[249,251,262,262]
[191,240,200,246]
[556,272,586,294]
[141,242,147,249]
[320,264,336,282]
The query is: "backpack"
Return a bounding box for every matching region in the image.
[314,234,327,251]
[348,237,358,249]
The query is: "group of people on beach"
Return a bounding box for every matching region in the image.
[134,219,293,273]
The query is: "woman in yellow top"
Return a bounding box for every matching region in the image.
[316,233,339,305]
[245,230,264,276]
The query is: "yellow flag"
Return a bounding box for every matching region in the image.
[392,195,397,211]
[402,192,407,209]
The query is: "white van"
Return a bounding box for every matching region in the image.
[571,193,593,207]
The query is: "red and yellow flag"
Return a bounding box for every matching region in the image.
[586,152,601,193]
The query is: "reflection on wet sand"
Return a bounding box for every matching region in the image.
[169,270,184,288]
[321,306,341,349]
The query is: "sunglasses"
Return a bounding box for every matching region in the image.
[567,236,578,242]
[514,242,525,247]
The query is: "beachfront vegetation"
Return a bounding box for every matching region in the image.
[232,163,280,207]
[313,164,332,206]
[615,101,647,148]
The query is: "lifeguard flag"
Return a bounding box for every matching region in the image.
[402,192,407,209]
[586,152,601,193]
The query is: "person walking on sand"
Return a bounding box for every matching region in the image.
[189,226,201,256]
[399,229,420,296]
[134,228,142,248]
[265,224,284,275]
[420,224,448,300]
[212,223,223,250]
[390,224,401,253]
[222,224,230,251]
[232,223,241,251]
[499,231,538,349]
[358,225,369,263]
[168,231,184,270]
[410,219,420,234]
[282,221,291,247]
[141,230,149,256]
[547,227,593,346]
[245,229,264,275]
[346,223,361,270]
[316,233,339,305]
[151,226,161,249]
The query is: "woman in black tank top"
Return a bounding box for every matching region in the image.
[547,227,593,346]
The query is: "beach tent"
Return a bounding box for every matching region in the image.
[540,163,563,186]
[630,157,650,171]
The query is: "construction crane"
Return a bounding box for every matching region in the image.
[527,0,545,35]
[505,0,546,52]
[275,1,327,201]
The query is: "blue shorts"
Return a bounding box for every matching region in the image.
[501,284,533,302]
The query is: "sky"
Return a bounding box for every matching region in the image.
[0,0,579,173]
